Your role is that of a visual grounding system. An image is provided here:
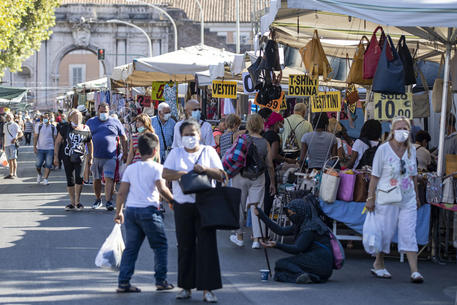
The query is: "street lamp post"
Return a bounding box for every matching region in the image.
[107,19,153,57]
[195,0,204,46]
[126,0,178,51]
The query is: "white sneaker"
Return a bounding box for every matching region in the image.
[229,235,244,247]
[252,241,261,249]
[42,178,49,186]
[36,174,42,184]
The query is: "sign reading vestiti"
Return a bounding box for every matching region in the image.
[211,80,238,99]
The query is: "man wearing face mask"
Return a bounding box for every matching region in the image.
[151,102,176,163]
[34,113,57,185]
[3,113,22,179]
[87,103,128,211]
[171,99,215,149]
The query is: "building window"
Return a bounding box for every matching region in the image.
[69,64,86,86]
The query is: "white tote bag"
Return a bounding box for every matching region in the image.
[319,157,340,203]
[442,177,455,204]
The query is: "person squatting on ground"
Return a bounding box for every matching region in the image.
[255,196,334,284]
[54,109,93,211]
[163,120,225,303]
[365,116,424,283]
[86,103,128,211]
[34,112,57,185]
[114,132,175,293]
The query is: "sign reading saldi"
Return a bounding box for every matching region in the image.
[212,80,238,99]
[288,74,319,96]
[311,91,341,113]
[373,93,413,120]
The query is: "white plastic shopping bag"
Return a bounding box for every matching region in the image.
[363,212,382,255]
[0,152,8,168]
[95,224,125,271]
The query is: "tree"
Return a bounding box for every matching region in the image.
[0,0,59,79]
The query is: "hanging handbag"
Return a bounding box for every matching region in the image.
[299,30,332,80]
[426,173,442,204]
[196,184,241,230]
[432,54,453,113]
[248,55,263,89]
[319,157,340,203]
[413,64,431,118]
[363,26,387,80]
[347,36,372,85]
[376,184,402,205]
[353,171,370,202]
[263,39,281,71]
[372,35,405,94]
[337,172,356,202]
[397,35,416,85]
[442,177,455,204]
[346,83,360,104]
[179,148,213,194]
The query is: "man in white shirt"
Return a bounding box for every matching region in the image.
[114,132,175,292]
[172,99,215,148]
[3,113,22,179]
[34,113,57,185]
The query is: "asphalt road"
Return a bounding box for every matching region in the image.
[0,146,456,305]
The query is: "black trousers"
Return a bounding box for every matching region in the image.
[174,202,222,291]
[24,132,32,145]
[63,157,83,187]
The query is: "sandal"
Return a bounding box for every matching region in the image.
[370,268,392,279]
[156,280,174,291]
[116,285,141,293]
[65,204,75,211]
[410,272,424,284]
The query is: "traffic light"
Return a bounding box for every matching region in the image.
[97,49,105,60]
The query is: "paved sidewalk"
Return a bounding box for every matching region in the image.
[0,146,456,305]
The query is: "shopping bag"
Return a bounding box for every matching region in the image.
[363,212,382,255]
[353,171,369,202]
[426,173,442,204]
[372,35,405,94]
[337,172,356,202]
[397,35,416,85]
[442,177,455,204]
[413,64,430,118]
[363,26,386,80]
[95,224,125,271]
[319,157,340,203]
[347,35,372,85]
[299,29,332,80]
[0,152,8,168]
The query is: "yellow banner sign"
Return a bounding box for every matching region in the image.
[288,74,319,96]
[373,93,413,120]
[311,91,341,112]
[254,92,286,113]
[151,81,167,101]
[212,80,238,99]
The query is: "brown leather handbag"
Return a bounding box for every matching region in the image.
[346,84,360,104]
[347,36,372,85]
[299,30,332,80]
[353,171,370,202]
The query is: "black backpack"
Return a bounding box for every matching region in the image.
[356,138,380,169]
[241,136,266,180]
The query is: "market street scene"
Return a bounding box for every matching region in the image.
[0,1,457,305]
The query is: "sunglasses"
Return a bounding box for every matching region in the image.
[400,159,406,175]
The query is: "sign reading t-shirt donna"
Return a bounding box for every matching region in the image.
[212,80,238,99]
[288,74,319,96]
[311,91,341,112]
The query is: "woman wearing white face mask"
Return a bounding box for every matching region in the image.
[163,120,225,303]
[365,116,423,283]
[126,114,159,165]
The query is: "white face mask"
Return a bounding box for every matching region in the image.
[163,113,171,121]
[99,113,109,121]
[191,110,201,121]
[394,130,409,143]
[182,135,198,149]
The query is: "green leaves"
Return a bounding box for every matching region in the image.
[0,0,59,78]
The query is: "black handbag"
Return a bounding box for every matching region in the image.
[196,186,241,230]
[263,39,281,71]
[179,148,212,194]
[397,35,416,86]
[248,55,263,89]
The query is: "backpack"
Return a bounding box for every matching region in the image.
[37,123,57,145]
[241,136,266,180]
[222,133,250,178]
[284,118,305,151]
[356,138,380,169]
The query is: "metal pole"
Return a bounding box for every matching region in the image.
[236,0,240,53]
[437,28,452,177]
[195,0,204,46]
[107,19,153,57]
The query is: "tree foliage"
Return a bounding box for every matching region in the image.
[0,0,59,79]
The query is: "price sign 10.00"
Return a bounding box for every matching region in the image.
[373,92,413,120]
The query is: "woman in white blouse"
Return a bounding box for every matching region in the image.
[365,116,423,283]
[163,120,225,303]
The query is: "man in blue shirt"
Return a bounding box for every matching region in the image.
[87,103,128,210]
[151,102,176,163]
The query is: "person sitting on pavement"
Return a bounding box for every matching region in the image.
[114,132,175,293]
[172,99,215,148]
[255,196,334,284]
[151,102,176,163]
[3,113,22,179]
[126,113,159,165]
[86,103,128,211]
[54,109,93,211]
[34,112,57,185]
